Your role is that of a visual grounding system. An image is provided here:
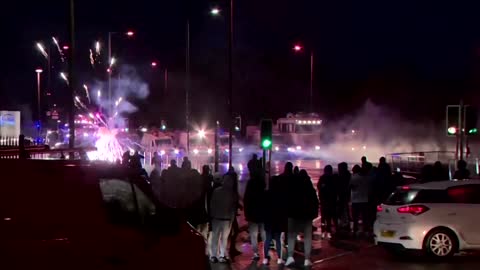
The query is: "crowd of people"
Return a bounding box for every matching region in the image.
[120,149,472,267]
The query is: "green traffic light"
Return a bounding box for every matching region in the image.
[262,139,272,149]
[469,128,478,134]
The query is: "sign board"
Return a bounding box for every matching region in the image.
[0,111,21,138]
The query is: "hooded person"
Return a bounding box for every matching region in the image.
[318,165,338,239]
[285,169,319,268]
[243,169,266,261]
[336,162,351,231]
[209,170,239,263]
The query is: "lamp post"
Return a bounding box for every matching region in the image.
[293,43,314,113]
[210,2,234,168]
[35,68,43,135]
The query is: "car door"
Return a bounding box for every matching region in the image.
[447,184,480,245]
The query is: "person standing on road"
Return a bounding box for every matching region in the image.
[243,170,266,261]
[336,162,351,232]
[350,165,369,236]
[361,156,371,172]
[453,160,470,180]
[247,154,260,177]
[318,165,338,239]
[181,156,192,170]
[263,175,288,265]
[376,157,392,203]
[209,171,238,263]
[225,167,242,259]
[191,165,214,240]
[285,168,319,267]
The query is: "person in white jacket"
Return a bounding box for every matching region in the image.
[208,173,238,263]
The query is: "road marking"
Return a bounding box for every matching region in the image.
[312,244,376,265]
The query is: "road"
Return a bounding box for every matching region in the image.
[210,237,480,270]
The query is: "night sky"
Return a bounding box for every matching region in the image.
[1,0,480,128]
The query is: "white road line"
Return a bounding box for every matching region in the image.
[312,244,376,265]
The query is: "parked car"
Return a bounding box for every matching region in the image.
[0,158,207,269]
[375,180,480,257]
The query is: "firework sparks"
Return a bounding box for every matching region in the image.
[87,127,123,162]
[52,37,65,62]
[89,49,95,67]
[36,42,48,58]
[95,41,101,54]
[83,84,91,103]
[60,72,69,84]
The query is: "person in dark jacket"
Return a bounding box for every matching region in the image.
[336,162,351,232]
[285,168,319,267]
[263,175,287,265]
[432,161,449,181]
[453,160,470,180]
[243,173,266,260]
[192,165,214,239]
[318,165,338,239]
[376,157,392,202]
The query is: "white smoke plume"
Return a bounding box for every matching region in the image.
[92,65,150,128]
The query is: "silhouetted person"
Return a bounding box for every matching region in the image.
[453,160,470,180]
[182,156,192,170]
[350,165,369,236]
[191,165,213,240]
[432,161,448,181]
[376,157,392,201]
[361,156,372,171]
[152,151,161,168]
[122,151,130,166]
[247,154,260,178]
[293,166,300,175]
[225,167,242,259]
[364,162,376,235]
[263,175,287,265]
[318,165,338,239]
[243,166,266,261]
[209,172,238,263]
[336,162,351,231]
[286,168,319,267]
[169,159,178,169]
[420,164,435,183]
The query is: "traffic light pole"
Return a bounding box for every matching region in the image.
[459,100,464,160]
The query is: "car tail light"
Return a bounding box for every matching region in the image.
[397,205,429,215]
[377,205,383,212]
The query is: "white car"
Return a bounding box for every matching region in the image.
[374,180,480,257]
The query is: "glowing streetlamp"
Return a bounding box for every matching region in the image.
[151,61,158,67]
[35,68,43,132]
[126,30,135,37]
[210,7,221,16]
[293,42,314,112]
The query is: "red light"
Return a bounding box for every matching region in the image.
[377,205,383,212]
[293,44,303,52]
[401,186,410,190]
[63,45,69,50]
[126,31,135,37]
[397,205,429,215]
[151,61,157,67]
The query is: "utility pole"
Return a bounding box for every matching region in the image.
[68,0,76,153]
[227,0,234,168]
[310,51,314,113]
[186,20,191,155]
[459,100,464,160]
[108,32,112,117]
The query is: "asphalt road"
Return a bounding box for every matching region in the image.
[311,246,480,270]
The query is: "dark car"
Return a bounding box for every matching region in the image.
[0,159,207,269]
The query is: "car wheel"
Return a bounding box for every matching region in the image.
[424,229,457,258]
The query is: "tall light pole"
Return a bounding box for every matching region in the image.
[35,68,43,135]
[209,3,234,168]
[186,20,191,155]
[108,30,134,117]
[227,0,234,169]
[293,44,314,113]
[68,0,75,152]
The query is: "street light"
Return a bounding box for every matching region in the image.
[35,68,43,135]
[293,42,314,112]
[210,7,221,16]
[151,61,157,67]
